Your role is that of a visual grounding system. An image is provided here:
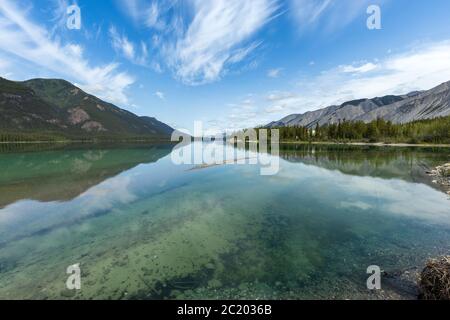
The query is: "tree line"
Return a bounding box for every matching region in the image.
[0,131,174,143]
[255,116,450,144]
[0,132,67,142]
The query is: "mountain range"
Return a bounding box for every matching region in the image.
[266,81,450,128]
[2,76,450,139]
[0,77,174,140]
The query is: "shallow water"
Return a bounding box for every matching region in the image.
[0,143,449,300]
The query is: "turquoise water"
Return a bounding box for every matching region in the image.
[0,143,449,300]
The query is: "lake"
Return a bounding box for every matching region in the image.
[0,143,449,300]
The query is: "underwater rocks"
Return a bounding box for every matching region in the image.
[427,163,450,195]
[381,267,421,299]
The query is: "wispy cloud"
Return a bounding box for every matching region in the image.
[154,91,165,100]
[49,0,71,35]
[206,96,271,134]
[290,0,332,27]
[339,62,378,73]
[289,0,383,32]
[109,26,149,66]
[115,0,142,23]
[210,40,450,131]
[0,0,134,105]
[146,1,162,29]
[50,0,103,42]
[117,0,280,85]
[163,0,279,85]
[262,40,450,119]
[115,0,175,30]
[267,68,283,78]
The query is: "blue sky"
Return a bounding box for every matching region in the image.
[1,0,450,133]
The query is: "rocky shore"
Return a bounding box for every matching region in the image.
[427,163,450,195]
[419,256,450,300]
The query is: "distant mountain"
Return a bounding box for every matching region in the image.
[0,77,174,140]
[266,81,450,128]
[139,116,175,136]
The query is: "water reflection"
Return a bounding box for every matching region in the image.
[0,143,449,300]
[279,144,449,189]
[0,144,173,208]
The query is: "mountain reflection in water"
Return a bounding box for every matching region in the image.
[0,143,449,300]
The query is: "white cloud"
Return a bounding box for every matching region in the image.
[48,0,72,36]
[219,40,450,130]
[208,96,273,133]
[264,92,302,114]
[278,41,450,116]
[156,0,279,85]
[267,68,283,78]
[0,0,134,105]
[155,91,165,100]
[115,0,175,30]
[339,62,378,74]
[290,0,332,27]
[146,2,161,28]
[115,0,142,23]
[266,91,298,102]
[227,41,262,64]
[332,41,450,98]
[289,0,385,32]
[109,26,149,66]
[265,104,287,114]
[110,27,135,60]
[114,0,279,85]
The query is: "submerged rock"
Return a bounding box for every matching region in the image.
[427,163,450,195]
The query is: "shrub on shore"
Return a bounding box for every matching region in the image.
[419,256,450,300]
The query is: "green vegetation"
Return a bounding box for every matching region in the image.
[0,77,174,142]
[0,131,68,143]
[0,131,174,143]
[257,116,450,144]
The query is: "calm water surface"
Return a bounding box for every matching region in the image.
[0,143,449,299]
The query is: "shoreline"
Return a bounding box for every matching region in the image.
[0,139,175,145]
[279,141,450,148]
[1,139,450,148]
